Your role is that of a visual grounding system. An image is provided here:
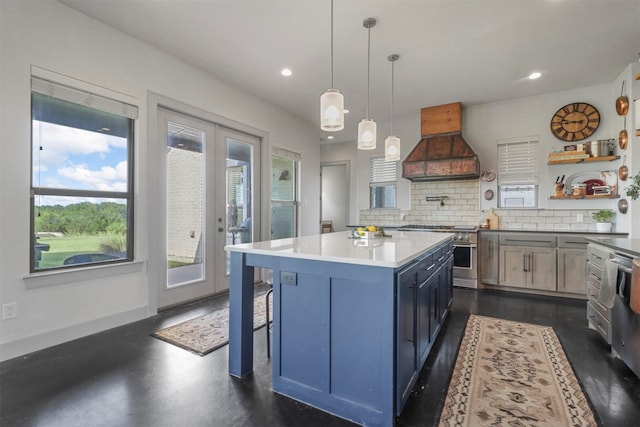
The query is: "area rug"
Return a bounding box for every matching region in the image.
[438,315,597,427]
[151,293,271,356]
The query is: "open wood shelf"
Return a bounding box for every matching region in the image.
[547,155,620,165]
[549,194,620,200]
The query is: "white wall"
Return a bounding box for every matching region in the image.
[331,74,637,236]
[0,1,319,361]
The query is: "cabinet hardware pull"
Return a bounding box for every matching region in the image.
[523,254,527,272]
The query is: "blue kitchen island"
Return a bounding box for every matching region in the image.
[226,230,454,427]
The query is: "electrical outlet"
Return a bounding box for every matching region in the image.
[577,214,584,223]
[2,302,17,320]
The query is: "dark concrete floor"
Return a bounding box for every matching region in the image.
[1,288,638,426]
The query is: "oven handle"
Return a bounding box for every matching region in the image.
[614,263,633,274]
[453,244,477,248]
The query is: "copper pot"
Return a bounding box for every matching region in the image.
[619,156,629,181]
[619,115,628,149]
[616,80,629,116]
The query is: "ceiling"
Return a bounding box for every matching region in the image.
[59,0,640,144]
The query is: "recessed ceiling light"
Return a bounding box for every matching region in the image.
[281,68,292,77]
[528,72,542,80]
[327,135,334,140]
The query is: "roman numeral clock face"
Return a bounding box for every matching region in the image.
[550,103,600,141]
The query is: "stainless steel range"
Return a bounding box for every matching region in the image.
[398,225,478,288]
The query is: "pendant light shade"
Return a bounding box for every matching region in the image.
[357,18,376,150]
[320,0,344,132]
[385,54,400,161]
[385,135,400,161]
[321,89,344,131]
[358,118,377,149]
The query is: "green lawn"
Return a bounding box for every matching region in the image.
[37,234,122,268]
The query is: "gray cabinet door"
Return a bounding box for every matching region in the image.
[557,248,587,294]
[499,245,527,288]
[528,247,557,291]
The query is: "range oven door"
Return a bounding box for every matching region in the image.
[453,244,477,280]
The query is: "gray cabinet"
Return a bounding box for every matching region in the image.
[479,232,499,285]
[499,234,556,291]
[586,243,612,343]
[557,236,588,295]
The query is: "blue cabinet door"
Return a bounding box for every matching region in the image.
[396,264,418,412]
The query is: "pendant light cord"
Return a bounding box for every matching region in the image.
[366,25,371,119]
[391,59,395,135]
[330,0,334,88]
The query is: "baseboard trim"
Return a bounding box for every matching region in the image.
[0,306,148,362]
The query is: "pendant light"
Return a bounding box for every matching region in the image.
[385,54,400,161]
[320,0,344,131]
[357,18,376,150]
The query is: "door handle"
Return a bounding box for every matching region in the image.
[218,227,224,232]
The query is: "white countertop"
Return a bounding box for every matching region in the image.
[226,230,453,268]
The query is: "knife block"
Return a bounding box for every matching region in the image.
[554,183,565,197]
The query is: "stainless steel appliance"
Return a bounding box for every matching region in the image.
[398,225,478,288]
[610,252,640,378]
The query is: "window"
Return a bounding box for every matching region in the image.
[497,138,539,208]
[369,156,397,208]
[271,147,299,240]
[31,76,137,271]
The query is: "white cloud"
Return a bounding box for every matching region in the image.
[33,121,126,171]
[57,160,128,191]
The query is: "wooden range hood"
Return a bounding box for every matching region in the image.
[402,102,480,181]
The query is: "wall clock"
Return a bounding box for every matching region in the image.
[550,103,600,142]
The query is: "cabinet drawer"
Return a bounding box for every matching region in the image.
[499,233,556,247]
[587,283,600,302]
[587,302,611,344]
[586,262,603,288]
[416,254,435,284]
[557,235,588,248]
[587,246,609,268]
[587,294,610,321]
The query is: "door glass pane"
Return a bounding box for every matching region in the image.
[166,121,205,287]
[271,156,297,240]
[226,139,253,274]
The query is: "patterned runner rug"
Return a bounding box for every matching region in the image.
[439,314,597,427]
[151,293,271,356]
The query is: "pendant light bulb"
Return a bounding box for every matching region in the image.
[358,17,377,150]
[320,0,344,132]
[385,54,400,161]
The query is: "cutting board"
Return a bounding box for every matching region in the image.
[485,208,499,230]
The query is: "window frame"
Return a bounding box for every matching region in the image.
[30,76,136,273]
[369,156,397,209]
[497,137,540,209]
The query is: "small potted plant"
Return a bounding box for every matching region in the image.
[592,209,614,233]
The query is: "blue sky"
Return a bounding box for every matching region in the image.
[33,121,128,205]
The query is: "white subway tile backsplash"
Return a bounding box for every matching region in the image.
[360,180,612,232]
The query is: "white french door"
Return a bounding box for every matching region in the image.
[157,108,260,308]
